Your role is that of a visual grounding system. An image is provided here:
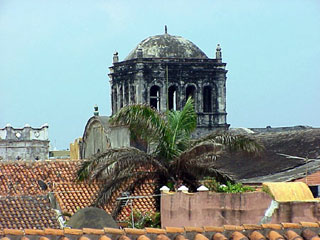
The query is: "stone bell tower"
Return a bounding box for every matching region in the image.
[108,28,229,135]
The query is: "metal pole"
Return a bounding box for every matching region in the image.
[166,64,169,111]
[131,199,134,228]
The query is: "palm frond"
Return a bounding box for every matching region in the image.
[191,131,264,154]
[166,97,197,141]
[157,97,197,160]
[109,104,166,144]
[93,170,159,215]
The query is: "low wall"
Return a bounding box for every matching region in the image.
[161,191,320,227]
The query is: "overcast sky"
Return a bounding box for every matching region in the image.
[1,0,320,149]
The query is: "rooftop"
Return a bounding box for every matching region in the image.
[1,222,320,240]
[125,33,208,60]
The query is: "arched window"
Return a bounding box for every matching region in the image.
[150,85,160,110]
[113,87,117,113]
[186,85,196,100]
[203,86,212,112]
[168,85,177,110]
[124,83,129,105]
[119,84,123,108]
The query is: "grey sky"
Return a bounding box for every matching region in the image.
[1,0,320,149]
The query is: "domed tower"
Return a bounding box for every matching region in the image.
[109,28,229,135]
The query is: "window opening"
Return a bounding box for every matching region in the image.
[203,86,212,112]
[186,85,196,100]
[168,86,177,110]
[150,86,160,110]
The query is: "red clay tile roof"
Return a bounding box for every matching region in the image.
[0,160,157,224]
[295,170,320,186]
[0,160,79,195]
[1,222,320,240]
[0,196,60,230]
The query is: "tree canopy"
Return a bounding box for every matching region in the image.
[77,98,263,217]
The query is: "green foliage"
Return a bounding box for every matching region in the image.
[77,97,263,217]
[126,209,161,229]
[218,181,255,193]
[203,178,255,193]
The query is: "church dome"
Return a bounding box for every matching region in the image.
[125,33,208,60]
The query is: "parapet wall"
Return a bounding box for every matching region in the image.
[161,191,320,228]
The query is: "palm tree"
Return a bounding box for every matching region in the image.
[77,98,262,217]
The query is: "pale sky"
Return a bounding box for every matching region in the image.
[1,0,320,149]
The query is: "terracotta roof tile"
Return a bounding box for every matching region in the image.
[39,237,50,240]
[242,224,262,230]
[79,237,90,240]
[281,223,301,229]
[118,236,131,240]
[137,235,151,240]
[0,196,60,230]
[83,228,105,235]
[1,224,320,240]
[124,228,146,235]
[302,229,320,240]
[156,234,171,240]
[99,236,112,240]
[268,230,285,240]
[44,229,64,235]
[249,231,265,240]
[174,235,187,240]
[300,222,319,228]
[145,228,166,234]
[103,228,124,235]
[223,225,244,231]
[3,229,24,235]
[64,229,83,235]
[213,233,228,240]
[0,160,80,196]
[0,160,157,225]
[165,227,185,233]
[231,232,248,240]
[184,227,204,233]
[24,229,45,235]
[261,224,282,230]
[194,233,208,240]
[285,230,303,240]
[203,227,224,233]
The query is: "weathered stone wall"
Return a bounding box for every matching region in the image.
[80,116,131,159]
[109,57,228,130]
[0,124,49,161]
[161,191,320,227]
[0,140,49,161]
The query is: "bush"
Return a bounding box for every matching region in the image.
[126,209,160,229]
[217,181,255,193]
[203,178,255,193]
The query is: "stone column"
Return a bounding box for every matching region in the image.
[135,63,144,104]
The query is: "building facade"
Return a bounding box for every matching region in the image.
[0,124,49,161]
[109,30,229,135]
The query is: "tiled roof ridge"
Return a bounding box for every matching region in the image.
[0,159,84,164]
[1,222,320,237]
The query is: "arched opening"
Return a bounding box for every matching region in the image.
[150,85,161,111]
[124,83,129,105]
[119,84,123,108]
[203,86,212,112]
[113,87,117,113]
[186,85,196,100]
[168,85,177,111]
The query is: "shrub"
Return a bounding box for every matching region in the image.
[126,209,160,229]
[203,178,255,193]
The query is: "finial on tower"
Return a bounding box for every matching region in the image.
[216,44,222,62]
[113,51,119,63]
[94,104,99,116]
[165,25,168,34]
